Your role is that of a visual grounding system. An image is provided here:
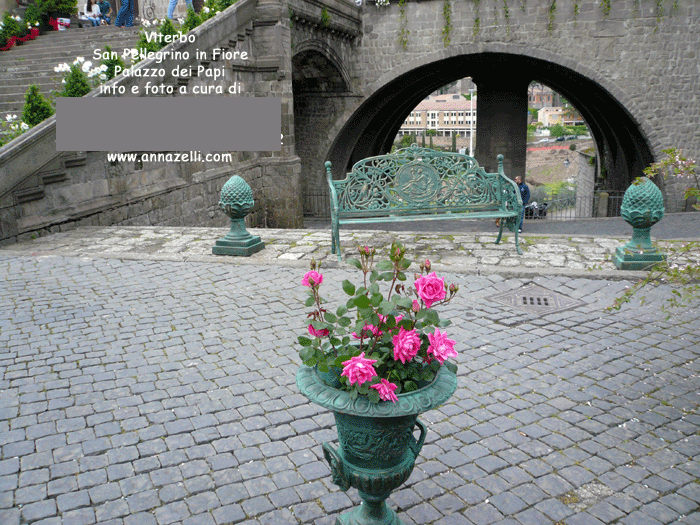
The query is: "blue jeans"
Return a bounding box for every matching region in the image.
[114,0,133,26]
[167,0,193,19]
[88,17,100,26]
[100,14,111,24]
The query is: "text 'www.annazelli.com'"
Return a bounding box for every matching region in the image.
[106,152,234,163]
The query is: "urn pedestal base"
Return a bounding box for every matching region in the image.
[212,218,265,257]
[612,246,666,271]
[336,505,401,525]
[612,226,666,271]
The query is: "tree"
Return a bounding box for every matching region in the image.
[550,123,565,137]
[22,85,54,127]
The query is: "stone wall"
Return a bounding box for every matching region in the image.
[299,0,699,208]
[0,0,304,245]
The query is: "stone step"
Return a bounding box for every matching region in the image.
[0,38,139,64]
[0,24,141,125]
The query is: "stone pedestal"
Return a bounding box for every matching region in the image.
[212,218,264,256]
[212,175,265,257]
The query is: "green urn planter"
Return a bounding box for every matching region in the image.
[613,177,666,270]
[296,365,457,525]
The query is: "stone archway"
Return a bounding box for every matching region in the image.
[326,52,654,193]
[292,43,354,215]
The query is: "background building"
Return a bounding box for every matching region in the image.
[398,93,477,140]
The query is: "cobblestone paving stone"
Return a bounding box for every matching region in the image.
[0,227,699,525]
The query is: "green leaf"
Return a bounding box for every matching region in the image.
[370,294,383,307]
[376,260,393,271]
[299,347,315,363]
[445,362,458,374]
[298,336,313,346]
[400,259,411,270]
[347,257,362,269]
[379,271,394,281]
[325,312,337,324]
[336,306,348,317]
[396,297,413,310]
[305,296,316,307]
[426,309,440,325]
[404,380,417,392]
[437,319,452,327]
[317,362,329,373]
[396,272,406,281]
[379,301,394,315]
[369,283,380,295]
[359,307,376,320]
[337,316,351,327]
[342,280,356,296]
[368,389,381,404]
[354,295,370,308]
[369,270,379,283]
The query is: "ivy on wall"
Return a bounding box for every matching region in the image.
[442,0,452,46]
[398,0,409,49]
[547,0,556,32]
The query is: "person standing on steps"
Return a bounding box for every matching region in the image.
[515,175,530,233]
[114,0,134,27]
[167,0,193,20]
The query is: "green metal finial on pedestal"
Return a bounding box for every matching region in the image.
[612,177,666,270]
[212,175,265,257]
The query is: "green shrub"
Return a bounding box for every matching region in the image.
[0,12,23,47]
[22,85,54,126]
[100,45,125,80]
[24,3,42,26]
[55,64,92,97]
[159,18,178,38]
[181,7,202,32]
[35,0,78,14]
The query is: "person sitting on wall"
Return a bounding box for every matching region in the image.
[84,0,103,26]
[98,0,112,24]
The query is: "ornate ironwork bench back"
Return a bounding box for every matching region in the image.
[325,145,523,260]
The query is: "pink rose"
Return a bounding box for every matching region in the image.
[427,329,457,364]
[341,352,378,385]
[301,271,323,288]
[412,300,420,313]
[392,327,421,364]
[414,272,446,308]
[308,324,329,338]
[371,378,398,403]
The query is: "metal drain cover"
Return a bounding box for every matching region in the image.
[491,283,585,314]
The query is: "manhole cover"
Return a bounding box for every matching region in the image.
[491,283,585,314]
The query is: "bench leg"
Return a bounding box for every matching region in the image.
[495,221,505,245]
[331,222,341,262]
[514,228,522,255]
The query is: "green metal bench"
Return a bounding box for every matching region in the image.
[325,144,523,261]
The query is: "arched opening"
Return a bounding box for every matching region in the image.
[292,46,351,217]
[327,52,653,195]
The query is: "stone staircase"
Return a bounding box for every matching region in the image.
[0,25,140,123]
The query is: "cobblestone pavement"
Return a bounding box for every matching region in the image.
[1,227,699,525]
[2,225,699,280]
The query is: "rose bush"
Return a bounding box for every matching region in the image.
[298,241,459,404]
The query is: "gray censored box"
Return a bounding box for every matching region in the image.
[56,97,281,152]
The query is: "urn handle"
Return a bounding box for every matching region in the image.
[409,419,428,459]
[322,442,351,491]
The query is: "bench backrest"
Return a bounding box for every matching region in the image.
[326,145,519,218]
